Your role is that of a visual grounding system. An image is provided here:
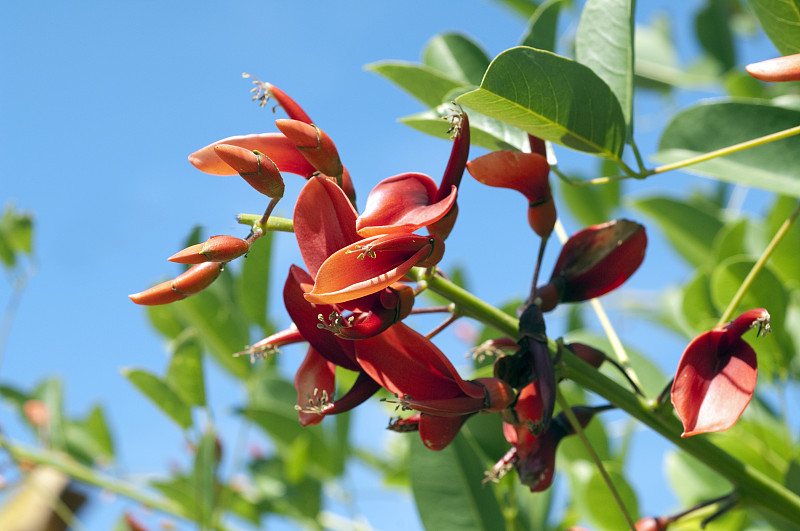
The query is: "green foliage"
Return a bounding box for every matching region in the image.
[457,47,627,159]
[748,0,800,55]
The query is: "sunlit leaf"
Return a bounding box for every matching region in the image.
[193,431,218,527]
[457,47,627,158]
[366,61,465,108]
[570,461,639,531]
[520,0,566,52]
[575,0,635,130]
[665,450,729,505]
[409,434,505,531]
[84,405,115,460]
[423,33,491,85]
[748,0,800,55]
[655,100,800,197]
[122,368,192,429]
[681,271,719,334]
[34,378,67,451]
[492,0,540,19]
[400,104,529,151]
[765,195,800,287]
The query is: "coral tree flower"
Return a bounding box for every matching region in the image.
[671,309,769,437]
[746,53,800,82]
[537,219,647,311]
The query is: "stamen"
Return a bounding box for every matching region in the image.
[294,388,333,415]
[344,243,377,260]
[234,342,281,363]
[483,448,518,485]
[316,311,352,334]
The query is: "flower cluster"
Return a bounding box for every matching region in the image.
[129,79,766,493]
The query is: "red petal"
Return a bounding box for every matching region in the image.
[294,347,336,427]
[188,133,316,177]
[419,414,469,451]
[293,176,360,278]
[671,330,758,437]
[354,323,485,402]
[304,234,436,304]
[466,151,550,200]
[356,173,456,237]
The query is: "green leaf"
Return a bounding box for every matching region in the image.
[146,303,187,340]
[34,378,67,451]
[192,431,218,527]
[172,281,251,379]
[83,405,115,460]
[570,461,639,531]
[520,0,565,52]
[747,0,800,55]
[558,171,621,227]
[681,271,719,333]
[665,450,729,505]
[400,104,529,151]
[457,47,627,158]
[633,195,724,267]
[423,33,490,85]
[655,100,800,197]
[575,0,635,130]
[695,0,737,72]
[166,334,206,407]
[122,368,193,429]
[366,61,465,108]
[492,0,540,19]
[765,195,800,288]
[236,230,273,331]
[409,434,505,531]
[0,203,34,267]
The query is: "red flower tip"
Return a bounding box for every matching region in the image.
[745,53,800,82]
[356,173,457,238]
[335,283,415,340]
[213,144,285,198]
[169,235,250,264]
[275,119,344,178]
[671,309,766,437]
[549,219,646,303]
[566,342,606,370]
[244,77,314,124]
[129,262,223,306]
[188,133,315,177]
[472,377,515,412]
[419,414,469,451]
[467,150,553,236]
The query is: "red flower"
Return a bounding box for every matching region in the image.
[537,219,646,310]
[671,309,768,437]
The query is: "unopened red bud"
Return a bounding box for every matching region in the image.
[534,282,559,312]
[550,219,646,302]
[169,235,249,264]
[275,119,343,178]
[214,144,285,198]
[746,53,800,82]
[567,342,606,369]
[23,400,49,428]
[129,262,223,305]
[527,198,556,239]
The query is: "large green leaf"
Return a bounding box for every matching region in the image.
[400,104,529,151]
[748,0,800,55]
[457,47,627,158]
[520,0,566,52]
[366,61,465,108]
[166,334,206,408]
[409,434,505,531]
[655,100,800,197]
[570,461,639,531]
[695,0,736,72]
[193,431,219,528]
[765,195,800,288]
[122,368,193,430]
[236,230,273,331]
[633,195,724,267]
[558,161,622,227]
[575,0,635,130]
[423,33,490,85]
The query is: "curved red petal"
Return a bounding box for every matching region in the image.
[356,173,456,237]
[671,331,758,437]
[304,234,435,305]
[419,414,469,451]
[294,347,336,427]
[188,133,316,177]
[293,176,360,278]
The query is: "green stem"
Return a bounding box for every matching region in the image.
[416,273,800,525]
[651,125,800,176]
[555,390,636,530]
[717,200,800,326]
[236,214,294,233]
[0,435,194,522]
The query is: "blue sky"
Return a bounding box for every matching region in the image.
[0,1,788,530]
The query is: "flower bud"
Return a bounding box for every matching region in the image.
[169,235,249,264]
[548,219,646,303]
[746,53,800,82]
[213,144,285,198]
[129,262,223,305]
[275,119,344,178]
